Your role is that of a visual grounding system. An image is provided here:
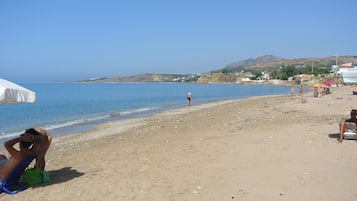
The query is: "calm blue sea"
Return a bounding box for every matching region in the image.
[0,82,291,143]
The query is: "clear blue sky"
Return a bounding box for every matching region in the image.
[1,0,356,82]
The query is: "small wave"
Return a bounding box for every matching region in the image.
[42,115,110,131]
[110,112,121,117]
[0,131,24,142]
[40,107,157,133]
[0,106,161,143]
[119,107,156,115]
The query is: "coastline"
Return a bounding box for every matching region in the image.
[2,85,357,200]
[0,83,290,144]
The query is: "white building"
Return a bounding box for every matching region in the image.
[335,62,353,75]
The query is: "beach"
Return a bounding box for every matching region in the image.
[1,85,357,201]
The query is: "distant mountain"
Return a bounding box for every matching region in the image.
[222,55,284,72]
[219,55,354,73]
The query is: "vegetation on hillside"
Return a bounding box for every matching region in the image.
[270,66,330,80]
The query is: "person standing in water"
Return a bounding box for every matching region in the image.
[290,82,295,95]
[187,92,192,106]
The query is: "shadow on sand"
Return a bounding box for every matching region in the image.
[328,133,357,142]
[30,167,84,189]
[328,133,340,140]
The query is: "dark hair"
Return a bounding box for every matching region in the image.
[20,141,33,149]
[19,128,39,149]
[25,128,40,136]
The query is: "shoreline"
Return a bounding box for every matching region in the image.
[49,94,285,147]
[2,85,357,200]
[0,83,291,144]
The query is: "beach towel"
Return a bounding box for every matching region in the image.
[344,122,357,140]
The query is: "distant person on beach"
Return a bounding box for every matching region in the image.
[321,88,326,96]
[187,92,192,106]
[290,82,294,95]
[339,109,357,143]
[325,87,330,94]
[0,129,48,180]
[299,84,303,95]
[313,87,318,97]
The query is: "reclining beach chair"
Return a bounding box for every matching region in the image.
[343,122,357,140]
[0,155,36,195]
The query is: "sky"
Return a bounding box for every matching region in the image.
[1,0,356,83]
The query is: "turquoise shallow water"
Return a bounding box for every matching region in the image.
[0,82,291,142]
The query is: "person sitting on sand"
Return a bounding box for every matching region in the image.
[339,109,357,143]
[325,87,331,94]
[0,132,41,180]
[0,128,51,180]
[26,128,52,170]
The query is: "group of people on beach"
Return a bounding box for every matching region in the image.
[313,86,331,97]
[290,82,305,96]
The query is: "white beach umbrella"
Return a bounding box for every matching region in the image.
[0,78,36,104]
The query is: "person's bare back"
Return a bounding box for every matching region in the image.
[32,128,52,170]
[0,134,36,180]
[0,128,52,180]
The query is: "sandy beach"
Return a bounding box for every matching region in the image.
[1,85,357,201]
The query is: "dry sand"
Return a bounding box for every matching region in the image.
[1,85,357,201]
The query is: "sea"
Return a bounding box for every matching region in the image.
[0,82,292,143]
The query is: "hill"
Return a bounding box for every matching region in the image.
[220,55,353,73]
[222,55,284,71]
[80,55,355,83]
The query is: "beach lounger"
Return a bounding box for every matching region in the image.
[344,122,357,140]
[0,155,36,195]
